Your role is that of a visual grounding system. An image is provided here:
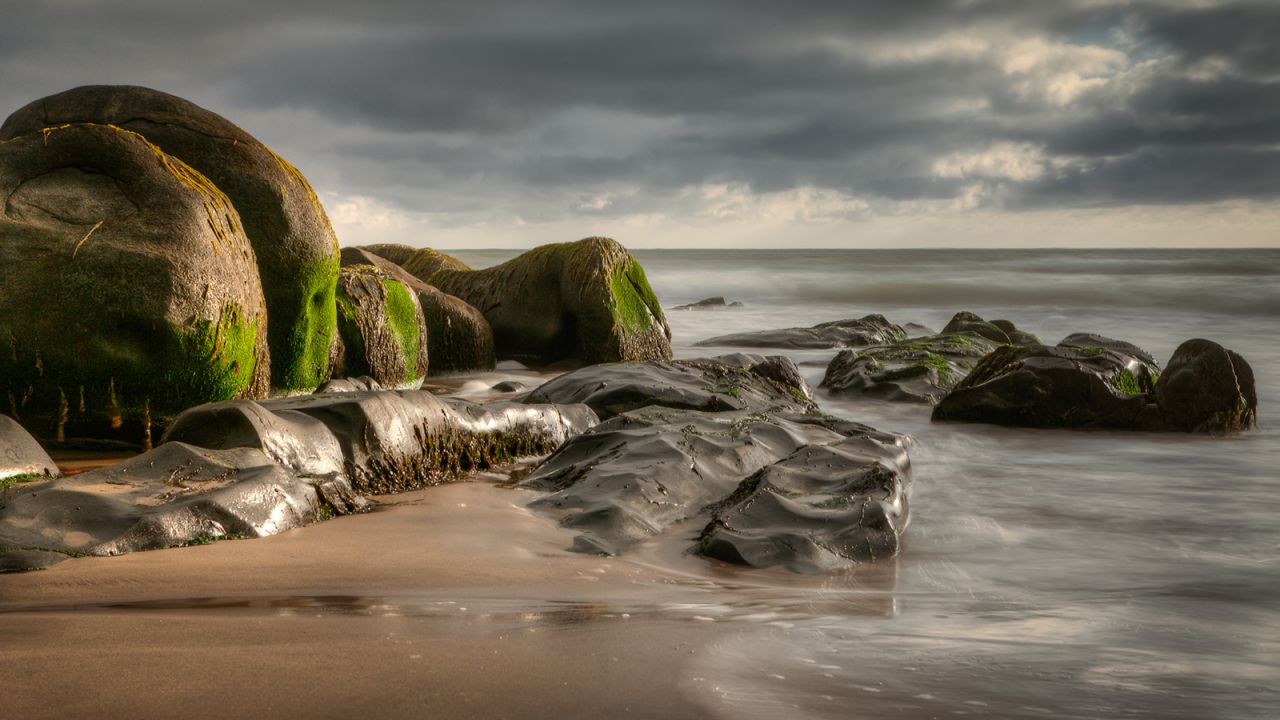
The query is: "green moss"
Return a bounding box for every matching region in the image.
[710,378,742,399]
[165,303,259,410]
[0,472,47,490]
[1111,368,1144,396]
[381,278,422,382]
[609,259,665,335]
[271,255,339,391]
[181,532,244,547]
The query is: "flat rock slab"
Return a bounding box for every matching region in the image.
[694,314,905,350]
[524,353,816,419]
[1,389,599,571]
[520,356,911,572]
[671,296,743,311]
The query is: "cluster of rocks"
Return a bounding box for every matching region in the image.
[0,385,598,572]
[0,86,671,449]
[696,313,906,350]
[821,312,1041,403]
[933,335,1257,433]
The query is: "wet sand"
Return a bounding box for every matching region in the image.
[0,482,740,719]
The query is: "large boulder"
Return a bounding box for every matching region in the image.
[520,357,911,571]
[0,123,270,446]
[0,414,59,482]
[378,238,672,365]
[1155,339,1257,432]
[333,264,429,388]
[695,314,905,350]
[932,333,1169,429]
[1,85,342,391]
[821,312,1039,404]
[342,247,495,374]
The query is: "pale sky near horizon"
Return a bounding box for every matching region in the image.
[3,1,1278,248]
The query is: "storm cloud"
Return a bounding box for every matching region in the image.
[2,0,1277,246]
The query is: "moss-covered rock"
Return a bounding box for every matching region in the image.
[932,333,1169,429]
[385,237,671,365]
[0,123,270,446]
[1,86,341,391]
[333,265,429,387]
[342,246,496,375]
[821,312,1039,404]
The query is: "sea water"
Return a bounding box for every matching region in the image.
[453,248,1280,719]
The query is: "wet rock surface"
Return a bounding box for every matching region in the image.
[519,357,911,571]
[931,334,1256,432]
[0,123,270,445]
[671,296,743,311]
[1,85,342,392]
[821,312,1039,404]
[695,313,906,350]
[0,389,599,571]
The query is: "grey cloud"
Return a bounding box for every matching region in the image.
[0,0,1276,224]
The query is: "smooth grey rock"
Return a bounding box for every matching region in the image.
[0,414,58,481]
[694,314,905,350]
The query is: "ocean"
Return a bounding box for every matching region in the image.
[453,247,1280,719]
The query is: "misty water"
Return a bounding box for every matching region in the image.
[453,248,1280,719]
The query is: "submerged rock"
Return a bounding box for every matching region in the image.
[931,334,1258,432]
[671,296,744,311]
[1155,339,1257,432]
[0,388,599,571]
[0,415,59,481]
[695,314,906,350]
[520,357,911,572]
[342,246,496,375]
[821,312,1039,404]
[1,85,342,392]
[333,265,429,388]
[0,123,269,446]
[378,238,672,365]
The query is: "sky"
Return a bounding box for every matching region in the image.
[2,0,1278,248]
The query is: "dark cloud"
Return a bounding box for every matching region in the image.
[1,0,1277,229]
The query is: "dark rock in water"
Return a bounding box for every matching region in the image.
[1,85,342,392]
[695,314,905,350]
[491,380,530,393]
[333,265,429,388]
[697,433,910,570]
[0,123,269,445]
[0,415,59,481]
[1155,339,1257,432]
[342,246,496,375]
[821,312,1038,404]
[671,296,744,311]
[941,311,1039,345]
[520,356,910,571]
[933,333,1167,429]
[524,353,816,419]
[0,443,326,571]
[374,238,672,365]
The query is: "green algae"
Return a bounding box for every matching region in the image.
[609,259,664,336]
[381,278,423,382]
[270,255,339,391]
